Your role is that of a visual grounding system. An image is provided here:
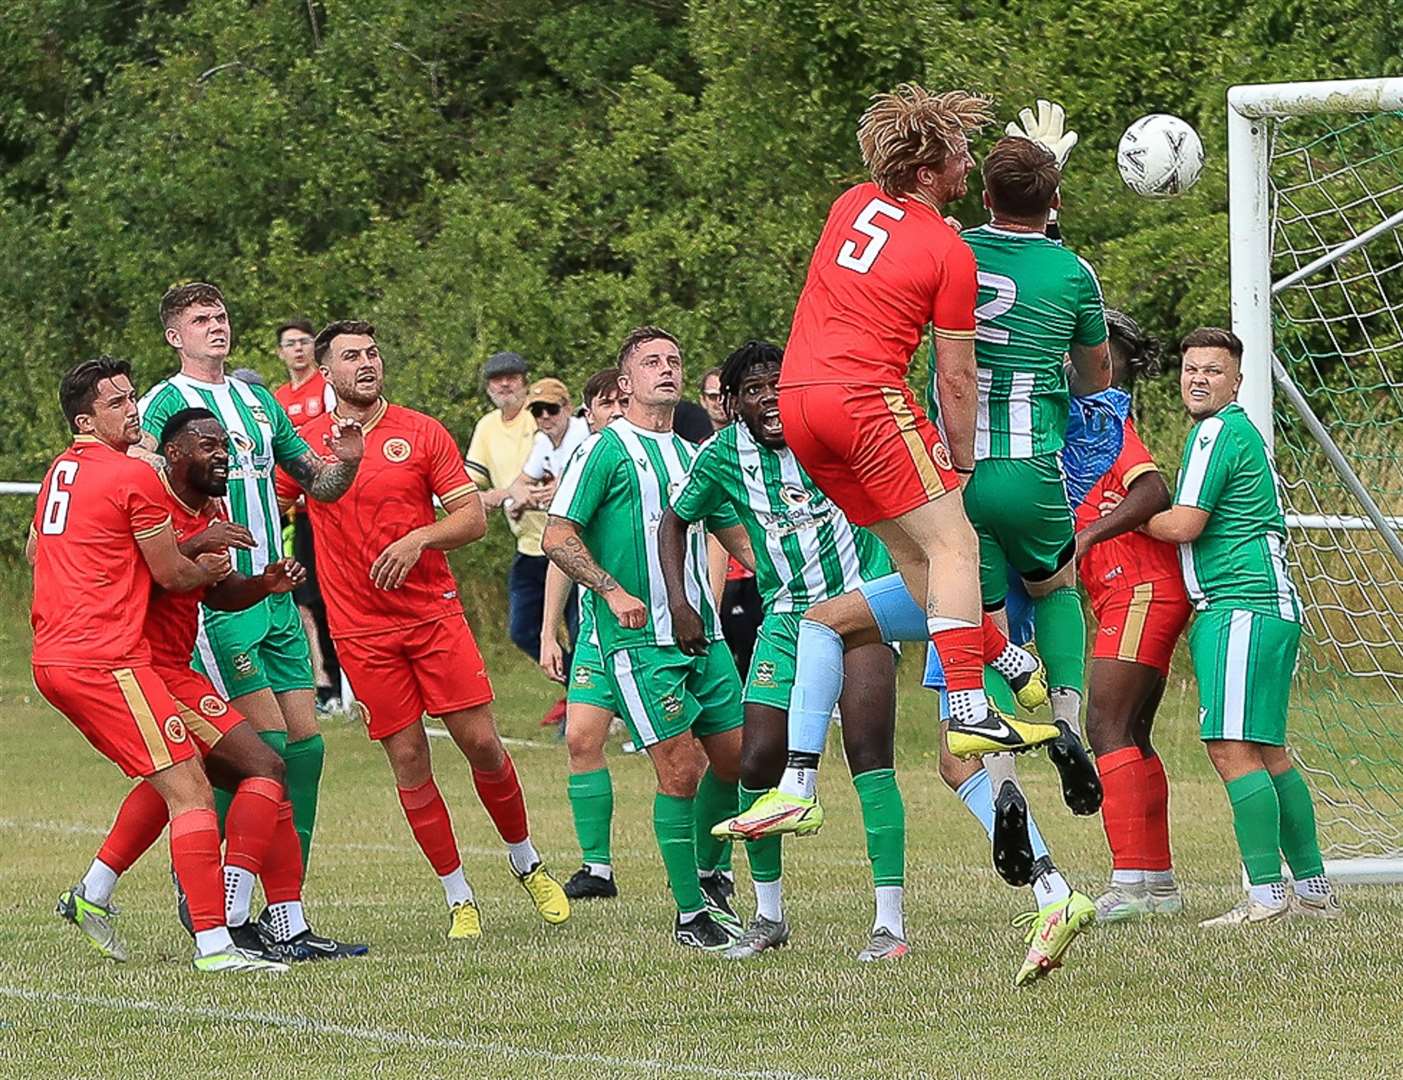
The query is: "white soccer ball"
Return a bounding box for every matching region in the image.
[1116,113,1204,198]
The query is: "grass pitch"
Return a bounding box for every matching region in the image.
[1,607,1399,1080]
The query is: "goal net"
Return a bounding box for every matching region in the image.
[1229,79,1403,881]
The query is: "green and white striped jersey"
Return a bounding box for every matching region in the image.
[956,225,1108,460]
[140,373,311,576]
[1173,402,1301,621]
[671,423,892,613]
[548,418,739,656]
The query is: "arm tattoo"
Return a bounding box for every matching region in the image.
[544,520,616,592]
[285,450,358,503]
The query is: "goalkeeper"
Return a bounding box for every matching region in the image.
[948,108,1110,815]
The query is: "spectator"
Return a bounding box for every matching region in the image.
[464,351,566,725]
[511,378,591,497]
[699,366,728,429]
[269,319,343,713]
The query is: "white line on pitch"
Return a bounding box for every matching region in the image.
[423,727,556,750]
[0,986,823,1080]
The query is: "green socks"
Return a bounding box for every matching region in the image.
[739,784,782,883]
[1272,767,1326,880]
[1226,769,1283,884]
[692,768,737,874]
[1033,586,1086,693]
[283,733,325,874]
[654,792,704,914]
[983,666,1018,715]
[567,768,614,866]
[214,729,287,833]
[853,768,905,888]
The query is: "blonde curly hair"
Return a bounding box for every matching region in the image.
[857,84,994,197]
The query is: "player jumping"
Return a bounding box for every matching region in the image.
[32,358,283,974]
[660,341,910,961]
[543,326,750,952]
[1146,328,1339,926]
[277,320,569,938]
[57,408,366,961]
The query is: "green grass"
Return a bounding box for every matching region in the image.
[1,608,1400,1080]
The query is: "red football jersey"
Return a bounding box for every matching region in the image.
[30,437,173,667]
[276,401,478,639]
[145,481,224,675]
[782,181,978,389]
[273,371,336,429]
[1075,419,1185,605]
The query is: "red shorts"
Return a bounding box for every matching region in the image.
[1089,579,1192,676]
[155,663,245,755]
[34,664,198,778]
[779,382,960,527]
[336,616,495,741]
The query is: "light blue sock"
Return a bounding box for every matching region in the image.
[788,619,845,756]
[859,573,928,642]
[954,768,1050,860]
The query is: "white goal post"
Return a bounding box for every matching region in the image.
[1227,77,1403,884]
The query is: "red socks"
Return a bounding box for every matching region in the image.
[980,613,1011,664]
[472,755,530,845]
[223,776,283,875]
[169,808,224,932]
[929,623,985,693]
[1096,746,1173,872]
[397,779,463,876]
[261,800,305,904]
[98,783,168,874]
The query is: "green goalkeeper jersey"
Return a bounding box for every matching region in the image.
[670,422,893,613]
[549,418,738,656]
[140,372,312,576]
[957,224,1108,460]
[1172,402,1302,621]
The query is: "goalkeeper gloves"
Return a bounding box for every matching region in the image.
[1005,99,1079,170]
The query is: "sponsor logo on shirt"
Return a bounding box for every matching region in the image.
[164,715,188,743]
[383,437,412,463]
[199,694,228,717]
[288,403,304,417]
[307,399,323,417]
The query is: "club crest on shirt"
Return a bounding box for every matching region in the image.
[573,666,593,688]
[307,399,323,417]
[932,442,953,471]
[662,694,683,717]
[164,715,188,743]
[199,694,228,717]
[778,485,810,509]
[232,652,255,677]
[248,404,270,426]
[382,437,412,463]
[229,431,255,454]
[753,661,777,687]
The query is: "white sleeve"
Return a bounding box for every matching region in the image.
[522,434,550,480]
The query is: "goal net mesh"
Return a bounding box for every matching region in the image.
[1267,108,1403,861]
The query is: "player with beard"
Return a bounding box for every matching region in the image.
[57,408,366,961]
[277,320,569,938]
[660,342,910,961]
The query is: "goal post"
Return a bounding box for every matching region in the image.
[1227,78,1403,884]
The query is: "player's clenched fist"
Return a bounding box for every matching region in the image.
[325,416,365,464]
[194,550,233,582]
[189,519,256,554]
[261,557,307,594]
[370,533,425,590]
[604,586,647,630]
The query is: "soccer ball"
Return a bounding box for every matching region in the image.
[1116,114,1204,198]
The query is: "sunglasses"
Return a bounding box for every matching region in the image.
[529,402,562,417]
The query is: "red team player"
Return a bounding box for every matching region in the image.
[734,85,1057,835]
[1070,311,1192,922]
[30,357,284,974]
[59,408,366,963]
[277,320,570,938]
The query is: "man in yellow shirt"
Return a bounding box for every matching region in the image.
[465,352,573,724]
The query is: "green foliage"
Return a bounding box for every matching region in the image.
[0,0,1398,556]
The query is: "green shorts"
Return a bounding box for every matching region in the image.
[193,591,314,700]
[567,637,618,714]
[744,613,801,712]
[1190,607,1300,745]
[605,640,743,750]
[963,454,1075,606]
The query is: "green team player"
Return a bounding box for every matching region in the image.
[1146,327,1339,926]
[953,134,1109,816]
[137,283,364,882]
[539,367,634,900]
[659,341,910,962]
[543,325,751,952]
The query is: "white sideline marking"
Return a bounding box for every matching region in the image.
[0,987,822,1080]
[424,726,555,750]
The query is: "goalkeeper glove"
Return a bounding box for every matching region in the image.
[1005,99,1079,170]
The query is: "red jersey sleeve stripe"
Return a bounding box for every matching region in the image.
[932,326,976,339]
[1121,462,1160,488]
[133,517,172,541]
[438,483,478,505]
